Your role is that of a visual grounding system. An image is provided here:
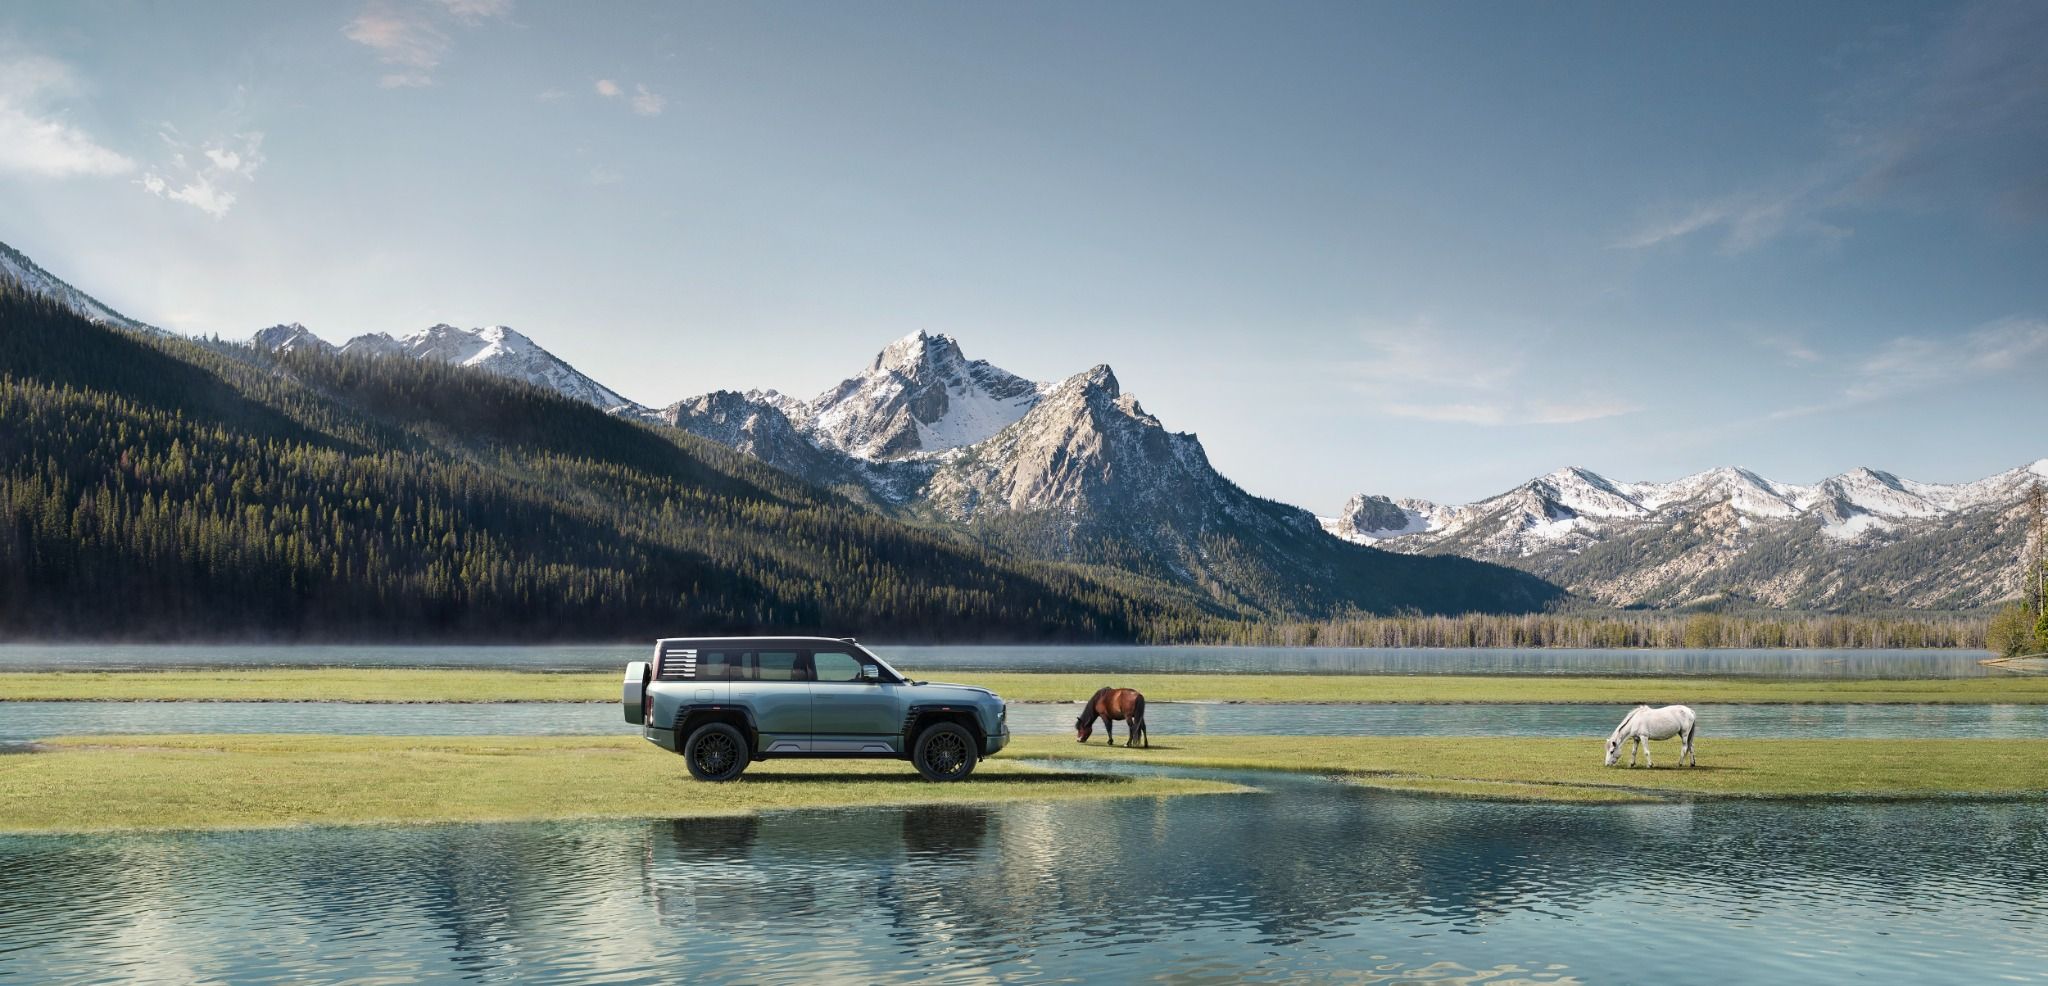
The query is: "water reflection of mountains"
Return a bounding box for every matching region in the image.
[637,784,2048,948]
[4,785,2046,981]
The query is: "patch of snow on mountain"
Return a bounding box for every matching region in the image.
[799,331,1046,459]
[339,333,403,358]
[251,323,333,354]
[397,324,636,411]
[0,241,158,334]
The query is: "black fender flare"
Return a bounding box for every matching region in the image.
[675,705,761,757]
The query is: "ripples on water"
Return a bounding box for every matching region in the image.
[0,643,1998,677]
[2,775,2045,984]
[7,701,2048,743]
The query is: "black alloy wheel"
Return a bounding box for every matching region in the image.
[913,722,978,782]
[684,722,749,782]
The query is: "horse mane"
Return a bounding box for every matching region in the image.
[1076,686,1112,727]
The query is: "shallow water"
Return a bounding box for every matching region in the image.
[2,767,2044,984]
[0,643,1997,677]
[6,700,2045,742]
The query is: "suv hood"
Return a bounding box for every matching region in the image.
[910,682,1001,703]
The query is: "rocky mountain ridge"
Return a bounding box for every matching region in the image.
[1325,461,2048,609]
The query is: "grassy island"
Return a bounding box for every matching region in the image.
[0,735,1240,834]
[1010,735,2048,803]
[5,668,2048,705]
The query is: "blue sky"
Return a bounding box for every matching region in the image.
[2,1,2044,510]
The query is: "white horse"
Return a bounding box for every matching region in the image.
[1604,704,1697,767]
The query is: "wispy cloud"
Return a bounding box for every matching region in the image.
[436,0,512,20]
[344,0,510,88]
[1753,332,1822,365]
[1846,316,2048,402]
[1617,1,2048,253]
[630,83,665,117]
[139,128,265,218]
[1343,322,1641,427]
[1764,315,2048,420]
[0,55,135,178]
[595,78,665,116]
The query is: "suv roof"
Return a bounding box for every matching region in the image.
[653,635,862,649]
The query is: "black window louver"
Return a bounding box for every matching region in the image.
[657,646,699,680]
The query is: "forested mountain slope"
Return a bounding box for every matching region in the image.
[0,286,1235,640]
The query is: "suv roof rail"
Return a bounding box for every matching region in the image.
[840,636,858,643]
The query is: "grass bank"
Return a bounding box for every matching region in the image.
[1009,735,2048,803]
[0,735,1240,834]
[6,669,2048,705]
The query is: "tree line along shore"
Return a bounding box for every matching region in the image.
[1177,610,1991,649]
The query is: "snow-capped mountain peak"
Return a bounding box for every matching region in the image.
[798,332,1048,459]
[1324,458,2048,608]
[252,323,333,354]
[251,321,638,412]
[0,240,159,335]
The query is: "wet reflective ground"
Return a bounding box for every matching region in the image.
[7,699,2048,742]
[3,767,2044,984]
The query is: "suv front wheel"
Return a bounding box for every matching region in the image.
[912,722,978,782]
[683,722,749,782]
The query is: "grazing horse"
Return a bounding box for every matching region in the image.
[1605,704,1698,767]
[1075,687,1148,748]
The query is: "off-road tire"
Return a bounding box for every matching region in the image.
[683,722,749,782]
[912,722,978,782]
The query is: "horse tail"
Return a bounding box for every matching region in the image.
[1134,692,1148,746]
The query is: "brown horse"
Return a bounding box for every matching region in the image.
[1075,687,1148,748]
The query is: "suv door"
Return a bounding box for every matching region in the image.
[807,649,902,752]
[714,649,811,751]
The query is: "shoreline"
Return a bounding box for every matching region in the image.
[1007,736,2048,804]
[6,669,2047,705]
[0,735,1242,836]
[6,734,2045,834]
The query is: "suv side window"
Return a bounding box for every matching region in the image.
[811,650,865,683]
[754,651,805,682]
[699,650,745,680]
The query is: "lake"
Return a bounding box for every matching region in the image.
[3,766,2043,984]
[8,700,2048,743]
[0,643,2001,677]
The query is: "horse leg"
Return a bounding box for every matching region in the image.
[1139,715,1149,749]
[1103,719,1113,745]
[1643,737,1654,768]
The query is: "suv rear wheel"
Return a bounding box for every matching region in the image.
[912,722,978,782]
[683,722,749,782]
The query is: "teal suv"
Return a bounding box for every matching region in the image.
[623,636,1009,782]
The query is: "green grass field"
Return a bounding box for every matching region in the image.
[1010,735,2048,803]
[3,668,2043,704]
[0,735,1240,834]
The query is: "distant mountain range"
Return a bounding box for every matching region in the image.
[0,238,1557,624]
[8,236,2036,614]
[1323,462,2048,610]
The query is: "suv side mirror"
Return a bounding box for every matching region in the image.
[861,664,881,682]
